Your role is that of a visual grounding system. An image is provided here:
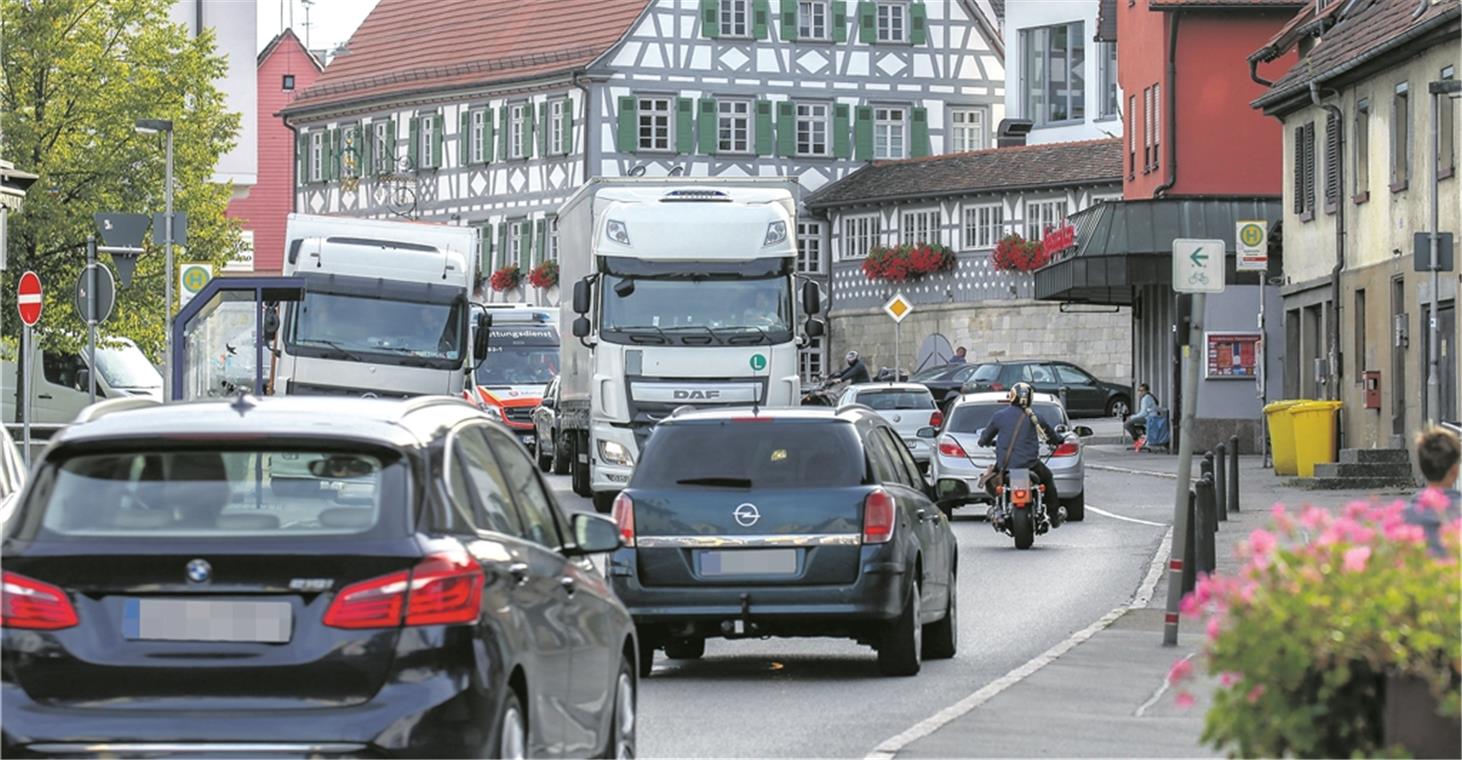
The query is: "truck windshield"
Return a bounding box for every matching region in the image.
[475,326,559,387]
[600,274,793,346]
[96,344,162,389]
[289,292,465,366]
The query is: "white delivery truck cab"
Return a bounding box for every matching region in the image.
[278,214,482,398]
[557,178,824,511]
[2,337,163,424]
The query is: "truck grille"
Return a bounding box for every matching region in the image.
[503,406,535,424]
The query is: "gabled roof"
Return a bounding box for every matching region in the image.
[1252,0,1460,113]
[1096,0,1118,42]
[1150,0,1306,8]
[257,27,322,70]
[283,0,652,117]
[805,139,1123,210]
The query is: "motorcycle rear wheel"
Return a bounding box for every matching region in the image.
[1011,508,1035,550]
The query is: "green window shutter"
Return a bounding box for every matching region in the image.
[911,107,930,157]
[780,0,797,40]
[561,97,574,155]
[534,219,546,266]
[484,109,496,163]
[362,124,375,176]
[408,117,420,169]
[676,97,695,153]
[910,2,927,45]
[499,107,511,160]
[523,107,536,160]
[753,0,771,39]
[541,102,553,157]
[518,221,531,269]
[854,105,873,160]
[755,100,775,155]
[857,1,875,43]
[329,128,340,180]
[387,119,397,168]
[460,110,471,165]
[833,1,848,42]
[617,96,639,154]
[479,223,493,282]
[777,101,796,157]
[698,98,718,154]
[296,132,307,183]
[351,126,363,176]
[432,113,444,168]
[701,0,719,38]
[497,223,509,271]
[834,104,852,158]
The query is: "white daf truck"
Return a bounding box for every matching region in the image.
[557,178,824,511]
[276,214,485,398]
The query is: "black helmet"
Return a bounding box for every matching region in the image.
[1008,382,1034,408]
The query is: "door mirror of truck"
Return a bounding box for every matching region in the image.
[75,368,91,394]
[572,316,592,339]
[804,318,825,338]
[802,280,821,315]
[263,304,281,342]
[474,312,492,360]
[572,279,591,314]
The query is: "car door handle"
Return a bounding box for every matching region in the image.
[508,562,530,586]
[559,576,576,596]
[36,394,52,400]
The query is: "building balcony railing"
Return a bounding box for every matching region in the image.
[829,251,1036,312]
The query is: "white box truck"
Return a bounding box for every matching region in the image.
[277,214,485,398]
[556,178,824,511]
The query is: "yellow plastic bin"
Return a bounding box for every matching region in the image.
[1263,400,1306,476]
[1291,400,1344,478]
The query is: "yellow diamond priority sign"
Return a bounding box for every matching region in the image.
[883,292,913,324]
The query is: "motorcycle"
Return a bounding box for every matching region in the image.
[801,376,846,406]
[987,467,1065,550]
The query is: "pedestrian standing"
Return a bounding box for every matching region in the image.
[1406,426,1460,557]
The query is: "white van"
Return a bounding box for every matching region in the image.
[2,338,163,424]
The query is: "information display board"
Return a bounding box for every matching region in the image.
[1205,332,1261,379]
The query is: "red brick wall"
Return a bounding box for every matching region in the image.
[226,33,320,273]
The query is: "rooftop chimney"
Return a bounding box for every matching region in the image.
[996,119,1034,148]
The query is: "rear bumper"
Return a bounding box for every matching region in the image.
[932,457,1084,500]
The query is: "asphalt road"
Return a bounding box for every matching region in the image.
[547,468,1179,758]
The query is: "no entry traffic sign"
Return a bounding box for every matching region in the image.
[17,271,43,326]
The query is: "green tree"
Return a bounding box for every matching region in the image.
[2,0,244,360]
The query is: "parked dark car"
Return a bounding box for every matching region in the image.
[609,406,958,678]
[1,395,637,759]
[533,376,570,475]
[959,360,1131,418]
[911,363,986,409]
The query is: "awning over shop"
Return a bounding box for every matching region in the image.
[1035,197,1282,306]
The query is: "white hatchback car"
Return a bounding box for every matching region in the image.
[837,382,942,468]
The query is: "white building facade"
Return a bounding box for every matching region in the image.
[171,0,258,195]
[1002,0,1120,145]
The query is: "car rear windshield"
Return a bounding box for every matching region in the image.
[857,390,934,410]
[945,402,1064,434]
[632,421,866,489]
[19,448,408,539]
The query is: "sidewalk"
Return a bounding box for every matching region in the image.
[891,446,1409,758]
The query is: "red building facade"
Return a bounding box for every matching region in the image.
[226,30,321,273]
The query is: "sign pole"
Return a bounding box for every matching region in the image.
[894,319,901,382]
[21,324,31,467]
[87,236,98,405]
[1164,292,1206,646]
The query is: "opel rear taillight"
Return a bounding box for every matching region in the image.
[937,436,967,458]
[324,551,484,630]
[862,488,896,544]
[929,410,944,428]
[612,492,636,547]
[1052,441,1080,457]
[1,572,79,630]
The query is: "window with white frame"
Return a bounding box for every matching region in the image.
[798,0,830,39]
[509,103,530,159]
[507,218,526,269]
[721,0,751,37]
[1021,22,1086,125]
[470,109,486,163]
[549,100,566,155]
[717,99,752,154]
[795,103,830,156]
[419,115,436,168]
[842,214,881,259]
[341,124,360,178]
[1024,199,1069,240]
[1099,42,1119,119]
[874,106,907,159]
[637,96,673,152]
[797,221,824,273]
[875,2,906,43]
[545,217,559,261]
[950,109,985,153]
[799,337,824,382]
[373,121,391,172]
[900,209,940,245]
[309,132,324,182]
[962,203,1004,249]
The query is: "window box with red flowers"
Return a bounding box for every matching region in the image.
[861,242,956,283]
[489,265,522,293]
[528,260,558,290]
[991,233,1050,273]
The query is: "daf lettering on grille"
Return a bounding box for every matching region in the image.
[673,389,722,401]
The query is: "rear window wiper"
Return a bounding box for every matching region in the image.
[675,477,753,488]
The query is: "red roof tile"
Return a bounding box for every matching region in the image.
[285,0,652,115]
[1150,0,1305,8]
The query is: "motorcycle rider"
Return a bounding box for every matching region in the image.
[830,350,872,385]
[977,382,1064,526]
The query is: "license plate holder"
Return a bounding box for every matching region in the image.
[699,549,798,577]
[123,598,293,644]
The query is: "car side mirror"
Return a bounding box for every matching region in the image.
[540,395,556,409]
[1055,424,1069,435]
[804,318,825,338]
[572,316,591,339]
[567,512,622,556]
[75,368,91,392]
[1074,425,1094,438]
[474,312,492,360]
[915,426,937,439]
[572,278,591,315]
[802,280,821,315]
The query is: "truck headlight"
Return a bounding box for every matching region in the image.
[764,221,787,246]
[606,219,631,246]
[598,439,634,466]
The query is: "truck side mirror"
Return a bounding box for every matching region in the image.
[802,280,821,315]
[76,368,91,393]
[263,304,281,343]
[572,316,591,338]
[572,279,591,315]
[474,312,492,360]
[804,318,825,338]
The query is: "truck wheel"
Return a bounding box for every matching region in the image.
[551,430,571,476]
[593,491,618,514]
[537,433,553,472]
[571,431,593,498]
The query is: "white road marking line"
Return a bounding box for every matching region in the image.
[1086,463,1183,480]
[1087,505,1167,527]
[865,527,1175,760]
[1135,650,1192,718]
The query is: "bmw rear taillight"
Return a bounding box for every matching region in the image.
[862,488,896,544]
[1,572,79,630]
[1052,441,1080,457]
[324,551,484,630]
[929,410,944,428]
[612,492,636,546]
[938,436,967,458]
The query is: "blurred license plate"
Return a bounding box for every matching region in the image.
[123,598,292,643]
[520,434,536,447]
[700,549,796,576]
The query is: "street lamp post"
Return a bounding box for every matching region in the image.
[136,119,174,399]
[1426,79,1461,426]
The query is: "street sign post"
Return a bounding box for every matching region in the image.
[1236,221,1268,272]
[17,270,43,326]
[16,271,42,466]
[94,212,149,288]
[884,293,913,383]
[1173,238,1226,293]
[74,264,117,324]
[179,262,213,308]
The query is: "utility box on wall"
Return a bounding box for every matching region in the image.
[1363,370,1382,410]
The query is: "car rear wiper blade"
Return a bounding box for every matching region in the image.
[675,477,753,488]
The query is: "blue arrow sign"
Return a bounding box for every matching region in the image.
[1190,250,1209,267]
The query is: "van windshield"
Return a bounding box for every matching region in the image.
[289,292,465,367]
[96,344,162,389]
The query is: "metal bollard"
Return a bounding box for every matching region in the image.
[1196,476,1218,574]
[1214,442,1229,522]
[1181,488,1197,596]
[1228,435,1241,513]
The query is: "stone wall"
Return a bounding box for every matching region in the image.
[829,300,1132,383]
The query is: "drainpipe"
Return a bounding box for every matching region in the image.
[1154,14,1181,197]
[1249,58,1274,88]
[284,116,300,213]
[571,71,593,186]
[1310,82,1344,404]
[1413,0,1430,19]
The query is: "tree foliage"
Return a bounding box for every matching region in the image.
[2,0,244,359]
